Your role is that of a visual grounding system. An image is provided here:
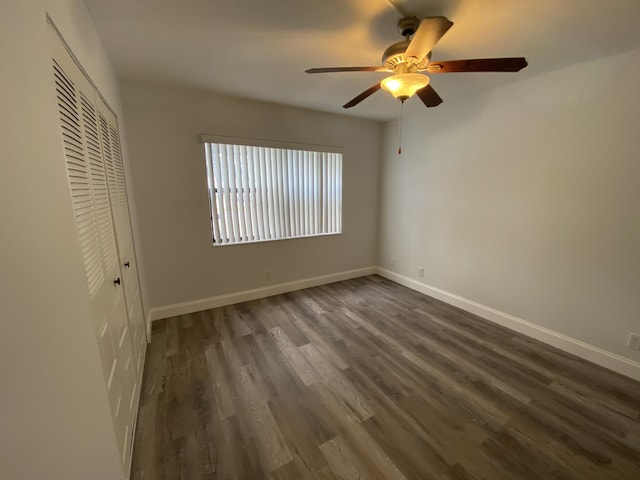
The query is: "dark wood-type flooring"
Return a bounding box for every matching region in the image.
[131,275,640,479]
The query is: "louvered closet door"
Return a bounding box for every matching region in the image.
[95,97,147,381]
[51,36,137,473]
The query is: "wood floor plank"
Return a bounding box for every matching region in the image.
[396,394,515,480]
[311,383,409,480]
[289,314,349,370]
[212,413,264,479]
[267,297,310,346]
[269,461,301,480]
[227,305,253,337]
[131,276,640,480]
[236,364,293,472]
[165,316,180,357]
[252,332,307,400]
[299,343,373,421]
[268,392,334,474]
[269,326,320,386]
[204,344,236,420]
[319,435,369,480]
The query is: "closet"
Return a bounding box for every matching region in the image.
[50,28,146,474]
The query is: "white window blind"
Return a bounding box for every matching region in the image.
[203,141,342,245]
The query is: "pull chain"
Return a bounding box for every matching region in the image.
[396,100,405,155]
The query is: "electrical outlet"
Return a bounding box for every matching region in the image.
[418,266,424,277]
[390,257,396,267]
[265,271,272,281]
[628,333,640,351]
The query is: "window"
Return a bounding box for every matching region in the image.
[202,136,342,245]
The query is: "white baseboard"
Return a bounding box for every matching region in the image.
[376,268,640,382]
[148,266,377,323]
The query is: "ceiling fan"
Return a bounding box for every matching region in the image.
[305,16,528,109]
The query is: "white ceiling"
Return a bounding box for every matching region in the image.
[85,0,640,121]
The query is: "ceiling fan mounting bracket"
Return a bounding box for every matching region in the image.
[397,16,420,37]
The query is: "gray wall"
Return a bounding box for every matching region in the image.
[0,1,133,478]
[378,47,640,367]
[121,82,382,310]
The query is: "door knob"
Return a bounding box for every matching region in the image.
[114,277,121,286]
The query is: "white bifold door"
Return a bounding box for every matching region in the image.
[95,97,147,379]
[50,30,146,475]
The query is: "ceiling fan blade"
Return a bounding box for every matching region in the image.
[343,83,381,109]
[427,57,528,73]
[404,16,453,63]
[306,66,385,74]
[416,84,443,108]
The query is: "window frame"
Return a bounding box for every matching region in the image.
[201,135,344,247]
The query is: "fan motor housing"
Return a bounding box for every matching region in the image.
[382,40,431,71]
[383,17,432,71]
[382,40,410,68]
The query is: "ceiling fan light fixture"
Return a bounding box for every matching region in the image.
[306,14,527,110]
[381,73,430,101]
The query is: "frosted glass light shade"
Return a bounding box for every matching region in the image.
[381,73,430,100]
